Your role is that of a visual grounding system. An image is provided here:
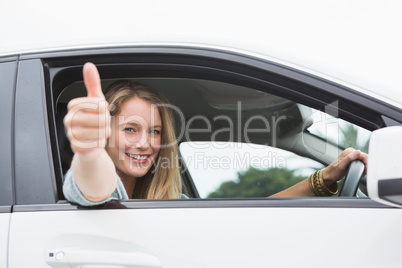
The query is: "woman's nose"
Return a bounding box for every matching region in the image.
[133,131,150,149]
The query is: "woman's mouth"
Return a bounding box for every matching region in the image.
[126,153,150,164]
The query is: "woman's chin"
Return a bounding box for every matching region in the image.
[128,163,153,177]
[115,157,155,178]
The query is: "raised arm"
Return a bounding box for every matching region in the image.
[63,63,116,202]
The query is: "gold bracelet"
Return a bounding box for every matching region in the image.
[309,169,338,196]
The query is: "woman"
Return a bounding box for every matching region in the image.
[63,63,182,206]
[63,63,367,206]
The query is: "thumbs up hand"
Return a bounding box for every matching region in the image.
[64,63,111,158]
[83,62,105,100]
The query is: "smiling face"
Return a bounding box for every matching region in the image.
[106,97,162,180]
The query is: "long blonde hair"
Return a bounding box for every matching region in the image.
[105,80,182,199]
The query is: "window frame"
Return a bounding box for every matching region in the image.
[0,56,18,208]
[14,59,58,205]
[12,45,402,209]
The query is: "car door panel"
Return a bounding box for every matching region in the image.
[8,202,402,268]
[0,212,11,268]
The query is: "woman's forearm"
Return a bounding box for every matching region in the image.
[71,149,117,202]
[269,178,315,198]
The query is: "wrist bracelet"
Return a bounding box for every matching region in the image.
[309,169,339,196]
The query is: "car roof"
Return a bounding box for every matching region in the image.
[1,0,401,108]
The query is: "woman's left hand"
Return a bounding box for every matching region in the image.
[322,148,368,186]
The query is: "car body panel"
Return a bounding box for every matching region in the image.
[8,204,402,268]
[0,213,10,268]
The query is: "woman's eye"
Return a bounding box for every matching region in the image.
[124,128,136,133]
[150,129,161,135]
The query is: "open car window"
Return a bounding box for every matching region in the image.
[179,108,371,199]
[56,75,372,200]
[307,111,371,153]
[180,142,325,198]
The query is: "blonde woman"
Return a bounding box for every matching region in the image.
[63,63,182,206]
[63,63,368,206]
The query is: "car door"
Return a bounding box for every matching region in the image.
[0,57,17,268]
[8,46,402,268]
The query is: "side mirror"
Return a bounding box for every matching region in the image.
[367,126,402,207]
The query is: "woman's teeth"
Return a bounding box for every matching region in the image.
[126,154,148,160]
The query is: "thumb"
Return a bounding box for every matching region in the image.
[83,62,105,99]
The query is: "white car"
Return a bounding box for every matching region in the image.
[1,1,402,267]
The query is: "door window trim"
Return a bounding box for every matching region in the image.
[11,198,393,212]
[0,59,17,206]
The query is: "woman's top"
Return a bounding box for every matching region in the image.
[63,169,188,206]
[63,169,129,206]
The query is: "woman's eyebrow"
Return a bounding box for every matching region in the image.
[120,121,140,127]
[150,125,162,129]
[120,122,162,129]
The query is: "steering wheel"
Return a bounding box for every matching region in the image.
[338,160,365,197]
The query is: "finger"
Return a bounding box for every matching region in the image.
[343,149,360,165]
[67,126,108,142]
[64,104,110,134]
[333,149,358,170]
[67,97,108,114]
[67,128,100,153]
[357,151,369,175]
[339,147,355,158]
[357,151,368,165]
[66,112,109,128]
[83,62,105,100]
[67,124,109,154]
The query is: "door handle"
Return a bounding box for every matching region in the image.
[46,247,162,268]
